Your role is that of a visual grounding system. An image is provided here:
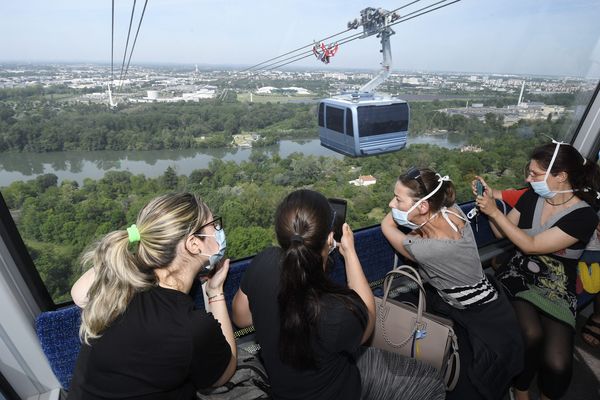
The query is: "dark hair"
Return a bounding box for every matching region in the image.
[398,167,456,213]
[275,189,365,369]
[531,143,600,208]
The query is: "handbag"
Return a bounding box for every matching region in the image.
[370,264,460,391]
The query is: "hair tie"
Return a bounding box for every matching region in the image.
[127,224,141,243]
[290,234,304,245]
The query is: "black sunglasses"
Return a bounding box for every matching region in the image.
[404,167,428,195]
[193,216,223,236]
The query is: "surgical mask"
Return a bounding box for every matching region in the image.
[391,173,451,230]
[197,229,227,269]
[328,239,337,255]
[530,140,574,199]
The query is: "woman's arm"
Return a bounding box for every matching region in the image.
[71,267,96,307]
[205,260,237,387]
[338,223,375,344]
[380,212,415,261]
[232,288,253,328]
[477,195,579,254]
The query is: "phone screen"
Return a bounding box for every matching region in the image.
[328,198,347,242]
[476,180,484,196]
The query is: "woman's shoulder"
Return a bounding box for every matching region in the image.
[252,246,282,261]
[562,201,599,225]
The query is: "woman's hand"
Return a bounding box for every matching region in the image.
[206,259,230,297]
[338,223,357,259]
[475,186,501,218]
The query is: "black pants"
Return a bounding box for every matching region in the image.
[511,299,574,399]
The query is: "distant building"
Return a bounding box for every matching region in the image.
[256,86,276,94]
[460,145,483,153]
[349,175,377,186]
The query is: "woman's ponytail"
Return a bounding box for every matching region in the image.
[278,243,322,369]
[80,230,154,344]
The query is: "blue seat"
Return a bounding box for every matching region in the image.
[34,305,81,389]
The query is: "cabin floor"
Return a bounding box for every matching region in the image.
[501,305,600,400]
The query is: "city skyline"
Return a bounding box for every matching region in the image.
[1,0,600,78]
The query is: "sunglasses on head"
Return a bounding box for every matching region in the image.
[404,167,428,195]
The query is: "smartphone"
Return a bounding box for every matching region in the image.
[476,180,485,196]
[328,198,347,242]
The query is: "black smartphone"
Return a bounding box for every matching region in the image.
[476,180,485,196]
[328,198,347,242]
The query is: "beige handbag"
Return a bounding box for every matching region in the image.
[370,264,460,391]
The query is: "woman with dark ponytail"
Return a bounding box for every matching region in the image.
[233,189,445,400]
[476,141,600,400]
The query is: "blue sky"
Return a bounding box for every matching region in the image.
[1,0,599,77]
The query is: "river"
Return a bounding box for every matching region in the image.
[0,136,464,187]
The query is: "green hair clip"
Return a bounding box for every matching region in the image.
[127,224,141,243]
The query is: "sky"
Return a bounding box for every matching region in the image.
[1,0,600,77]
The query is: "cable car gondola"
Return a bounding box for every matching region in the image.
[318,7,410,157]
[318,93,409,157]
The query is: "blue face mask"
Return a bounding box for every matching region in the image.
[391,206,421,230]
[208,229,227,268]
[530,140,574,199]
[530,179,555,199]
[197,228,227,269]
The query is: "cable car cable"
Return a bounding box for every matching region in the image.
[118,0,137,87]
[122,0,148,84]
[244,0,426,73]
[111,0,115,83]
[263,0,458,72]
[240,28,355,73]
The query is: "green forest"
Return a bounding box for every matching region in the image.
[0,89,578,303]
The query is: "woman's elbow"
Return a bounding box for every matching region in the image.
[212,354,237,387]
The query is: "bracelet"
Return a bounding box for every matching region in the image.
[209,298,226,304]
[207,292,224,299]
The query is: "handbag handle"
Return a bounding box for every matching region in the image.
[378,265,428,348]
[382,265,427,316]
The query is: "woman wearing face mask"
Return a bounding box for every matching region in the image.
[381,167,524,400]
[476,142,600,400]
[233,189,445,400]
[68,193,236,399]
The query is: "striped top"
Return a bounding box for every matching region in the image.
[403,205,498,310]
[439,275,498,308]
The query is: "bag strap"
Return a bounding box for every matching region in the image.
[443,332,460,391]
[378,264,428,349]
[382,264,427,316]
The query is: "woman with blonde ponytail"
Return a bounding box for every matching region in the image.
[233,189,444,400]
[68,193,236,399]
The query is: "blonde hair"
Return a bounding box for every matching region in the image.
[79,192,211,344]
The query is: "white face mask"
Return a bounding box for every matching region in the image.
[530,140,574,199]
[391,173,451,230]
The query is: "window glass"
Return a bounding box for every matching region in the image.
[325,106,345,133]
[345,108,354,136]
[318,103,324,127]
[357,103,409,137]
[0,1,599,304]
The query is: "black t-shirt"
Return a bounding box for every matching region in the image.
[241,246,367,400]
[68,285,231,400]
[514,190,598,297]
